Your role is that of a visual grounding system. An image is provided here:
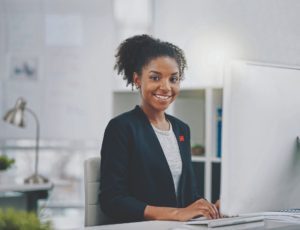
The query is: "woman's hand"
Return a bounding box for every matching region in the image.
[214,199,226,218]
[174,198,220,221]
[144,199,220,221]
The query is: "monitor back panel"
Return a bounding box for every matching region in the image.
[221,61,300,216]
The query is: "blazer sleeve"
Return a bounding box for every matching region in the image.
[99,118,147,222]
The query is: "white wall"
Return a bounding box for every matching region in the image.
[2,0,299,141]
[0,0,115,141]
[153,0,300,87]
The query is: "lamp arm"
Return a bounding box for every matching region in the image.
[25,108,40,176]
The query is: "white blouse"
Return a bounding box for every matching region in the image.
[152,121,183,196]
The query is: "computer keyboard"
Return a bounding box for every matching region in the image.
[280,209,300,213]
[187,215,265,228]
[187,211,300,228]
[206,216,265,228]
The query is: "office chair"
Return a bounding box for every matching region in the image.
[84,157,113,226]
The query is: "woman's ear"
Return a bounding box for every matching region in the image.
[133,72,141,89]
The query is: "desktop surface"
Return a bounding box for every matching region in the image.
[84,219,300,230]
[0,182,53,192]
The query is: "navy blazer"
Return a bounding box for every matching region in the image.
[99,106,200,222]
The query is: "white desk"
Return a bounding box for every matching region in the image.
[0,183,53,212]
[84,219,300,230]
[0,182,53,193]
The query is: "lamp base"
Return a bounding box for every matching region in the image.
[24,174,49,184]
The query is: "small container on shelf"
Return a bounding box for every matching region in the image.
[191,144,205,157]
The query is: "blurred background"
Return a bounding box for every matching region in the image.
[0,0,299,229]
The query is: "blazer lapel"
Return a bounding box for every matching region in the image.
[134,106,177,203]
[167,115,188,172]
[167,115,189,207]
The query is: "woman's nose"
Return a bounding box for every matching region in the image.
[159,80,171,91]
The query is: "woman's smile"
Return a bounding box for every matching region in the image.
[153,93,173,102]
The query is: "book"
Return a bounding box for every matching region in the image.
[216,107,222,158]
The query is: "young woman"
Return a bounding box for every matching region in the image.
[99,34,220,223]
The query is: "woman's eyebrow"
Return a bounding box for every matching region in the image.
[149,70,161,74]
[149,70,179,75]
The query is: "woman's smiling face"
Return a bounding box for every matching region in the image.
[134,56,180,113]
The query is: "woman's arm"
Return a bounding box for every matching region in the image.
[100,119,147,221]
[144,198,220,221]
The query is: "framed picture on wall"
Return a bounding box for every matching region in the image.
[9,56,38,81]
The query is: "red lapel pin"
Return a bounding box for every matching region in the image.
[179,135,184,142]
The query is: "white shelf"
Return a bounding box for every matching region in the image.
[173,89,206,147]
[211,157,222,163]
[113,91,140,116]
[191,156,206,162]
[192,156,222,163]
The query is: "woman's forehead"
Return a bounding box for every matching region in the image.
[143,56,179,73]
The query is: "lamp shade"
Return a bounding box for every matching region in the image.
[3,98,26,127]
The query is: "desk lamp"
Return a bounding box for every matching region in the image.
[3,97,49,184]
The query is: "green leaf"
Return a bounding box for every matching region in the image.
[0,155,15,171]
[0,208,52,230]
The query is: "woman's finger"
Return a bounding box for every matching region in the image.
[209,204,218,219]
[204,200,219,219]
[194,198,220,219]
[213,204,220,218]
[199,203,216,219]
[199,209,213,219]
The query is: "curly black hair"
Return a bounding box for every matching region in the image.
[114,34,187,88]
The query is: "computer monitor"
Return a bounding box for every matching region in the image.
[220,60,300,216]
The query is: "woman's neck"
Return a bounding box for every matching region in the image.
[139,104,169,130]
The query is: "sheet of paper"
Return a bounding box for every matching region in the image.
[7,14,42,51]
[45,15,83,47]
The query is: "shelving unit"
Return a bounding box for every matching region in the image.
[112,85,223,202]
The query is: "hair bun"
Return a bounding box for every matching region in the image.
[114,34,186,88]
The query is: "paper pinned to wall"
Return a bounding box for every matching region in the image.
[7,14,42,51]
[45,48,83,80]
[45,15,83,47]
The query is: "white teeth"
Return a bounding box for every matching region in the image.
[154,95,171,100]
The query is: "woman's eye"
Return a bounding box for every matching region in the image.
[150,75,160,81]
[170,76,179,83]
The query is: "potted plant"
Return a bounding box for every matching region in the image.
[0,154,15,171]
[191,144,205,156]
[0,208,52,230]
